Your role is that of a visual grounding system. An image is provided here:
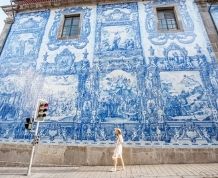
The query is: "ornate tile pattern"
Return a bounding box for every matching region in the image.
[144,0,196,45]
[0,10,50,126]
[47,7,91,50]
[0,10,50,76]
[0,2,217,146]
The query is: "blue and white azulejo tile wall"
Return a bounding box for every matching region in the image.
[0,0,218,146]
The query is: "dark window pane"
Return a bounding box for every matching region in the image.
[157,12,164,19]
[71,25,79,30]
[165,12,174,19]
[162,24,167,29]
[70,28,79,36]
[73,17,80,25]
[161,20,167,25]
[167,19,173,25]
[172,24,176,29]
[64,18,72,26]
[157,8,178,30]
[62,27,71,37]
[62,15,80,38]
[168,24,173,29]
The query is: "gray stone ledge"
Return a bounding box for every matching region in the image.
[0,143,217,166]
[0,139,218,148]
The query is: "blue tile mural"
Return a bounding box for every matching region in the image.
[94,2,145,124]
[144,0,196,45]
[0,10,50,77]
[0,1,217,146]
[0,10,50,123]
[47,7,91,51]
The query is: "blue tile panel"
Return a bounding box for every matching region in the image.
[0,2,217,146]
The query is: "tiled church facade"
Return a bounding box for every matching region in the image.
[0,0,218,146]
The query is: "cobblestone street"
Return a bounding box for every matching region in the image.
[0,164,217,178]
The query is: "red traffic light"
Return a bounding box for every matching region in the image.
[39,103,48,113]
[39,103,48,108]
[35,99,49,122]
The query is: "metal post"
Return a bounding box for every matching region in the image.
[27,121,39,176]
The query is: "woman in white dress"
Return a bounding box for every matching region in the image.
[111,128,125,172]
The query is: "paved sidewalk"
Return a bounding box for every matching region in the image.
[0,164,217,178]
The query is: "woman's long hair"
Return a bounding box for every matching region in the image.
[115,128,122,137]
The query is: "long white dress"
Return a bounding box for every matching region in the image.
[113,134,124,158]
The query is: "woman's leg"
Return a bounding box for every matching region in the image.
[113,157,117,171]
[120,157,125,170]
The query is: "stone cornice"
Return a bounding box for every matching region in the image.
[2,0,147,13]
[1,0,218,16]
[1,5,17,18]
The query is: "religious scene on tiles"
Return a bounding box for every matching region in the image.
[0,1,217,145]
[0,10,50,122]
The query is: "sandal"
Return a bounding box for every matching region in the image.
[119,168,125,171]
[110,168,116,172]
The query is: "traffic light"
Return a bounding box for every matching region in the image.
[34,99,48,122]
[25,118,33,130]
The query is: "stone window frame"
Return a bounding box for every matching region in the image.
[57,13,82,40]
[154,5,184,33]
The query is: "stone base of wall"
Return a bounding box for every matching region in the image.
[0,143,217,166]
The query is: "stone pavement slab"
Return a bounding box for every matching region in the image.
[0,164,217,178]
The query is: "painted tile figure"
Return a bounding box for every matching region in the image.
[0,1,217,146]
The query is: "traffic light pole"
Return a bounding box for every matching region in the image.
[26,99,48,176]
[27,121,39,176]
